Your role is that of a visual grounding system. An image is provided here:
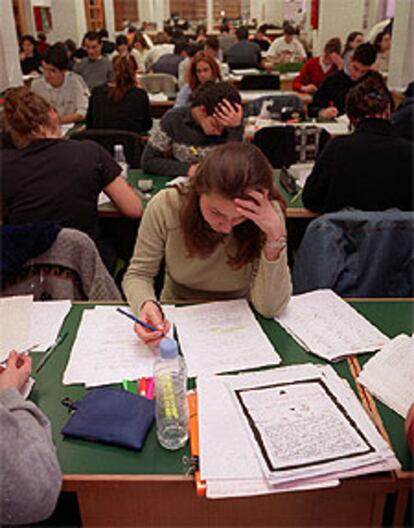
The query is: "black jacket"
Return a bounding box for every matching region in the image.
[302,118,413,213]
[308,70,359,117]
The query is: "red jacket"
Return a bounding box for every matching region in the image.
[293,56,337,91]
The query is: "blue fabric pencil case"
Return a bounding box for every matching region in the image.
[61,387,155,450]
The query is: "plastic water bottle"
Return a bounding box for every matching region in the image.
[154,337,188,450]
[114,144,128,179]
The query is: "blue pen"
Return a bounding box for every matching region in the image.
[116,307,164,334]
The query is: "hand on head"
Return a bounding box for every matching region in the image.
[0,351,32,392]
[213,99,243,128]
[135,301,170,346]
[234,189,286,241]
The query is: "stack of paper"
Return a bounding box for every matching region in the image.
[357,334,414,417]
[173,300,281,377]
[63,306,166,387]
[275,290,389,361]
[0,296,71,361]
[198,364,399,499]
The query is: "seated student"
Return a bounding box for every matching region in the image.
[252,25,272,52]
[86,55,152,134]
[98,28,116,56]
[302,73,413,213]
[175,51,222,107]
[218,23,237,56]
[130,31,151,72]
[144,32,174,71]
[31,43,90,124]
[152,40,187,78]
[123,142,292,342]
[2,87,142,249]
[112,34,130,59]
[0,351,61,525]
[73,31,113,90]
[204,36,229,78]
[141,81,243,177]
[19,34,42,75]
[373,30,392,73]
[342,31,364,70]
[308,42,377,119]
[224,26,262,70]
[391,81,414,142]
[293,37,342,94]
[267,23,306,64]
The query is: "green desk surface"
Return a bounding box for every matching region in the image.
[98,169,312,217]
[30,299,413,476]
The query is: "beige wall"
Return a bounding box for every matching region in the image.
[0,0,23,92]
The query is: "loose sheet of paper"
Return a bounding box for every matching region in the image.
[63,306,175,387]
[31,300,71,351]
[225,364,398,485]
[0,296,33,361]
[275,289,389,361]
[357,334,414,417]
[173,300,280,376]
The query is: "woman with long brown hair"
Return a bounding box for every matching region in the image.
[175,51,221,107]
[86,54,152,133]
[123,142,292,344]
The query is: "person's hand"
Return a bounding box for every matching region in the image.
[0,351,32,392]
[319,106,338,119]
[302,84,317,94]
[234,189,286,241]
[213,99,243,128]
[330,52,343,69]
[187,163,199,177]
[134,301,170,346]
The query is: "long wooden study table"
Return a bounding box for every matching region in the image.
[29,299,413,526]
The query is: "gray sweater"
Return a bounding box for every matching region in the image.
[0,389,61,526]
[141,106,244,177]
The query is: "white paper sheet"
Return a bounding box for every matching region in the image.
[98,192,111,205]
[63,305,176,387]
[288,163,314,189]
[0,296,33,361]
[275,290,389,361]
[31,301,71,351]
[225,365,399,485]
[173,300,281,377]
[357,334,414,417]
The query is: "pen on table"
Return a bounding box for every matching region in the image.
[290,187,303,204]
[35,332,68,374]
[116,307,164,335]
[138,377,147,396]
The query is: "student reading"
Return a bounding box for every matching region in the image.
[123,143,292,344]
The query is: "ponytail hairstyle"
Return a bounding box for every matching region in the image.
[345,71,392,125]
[108,54,138,103]
[3,86,53,149]
[179,142,286,269]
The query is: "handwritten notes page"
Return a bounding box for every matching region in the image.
[198,373,339,499]
[173,300,281,377]
[357,334,414,417]
[275,289,389,361]
[225,364,399,485]
[63,306,165,387]
[0,296,33,361]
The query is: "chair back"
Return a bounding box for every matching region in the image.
[292,209,414,297]
[240,75,280,91]
[252,125,330,168]
[2,228,122,301]
[71,129,144,169]
[139,73,177,97]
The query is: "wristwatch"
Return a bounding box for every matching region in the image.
[264,236,287,250]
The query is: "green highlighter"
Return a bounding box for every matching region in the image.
[122,379,137,394]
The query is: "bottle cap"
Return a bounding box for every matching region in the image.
[160,337,178,359]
